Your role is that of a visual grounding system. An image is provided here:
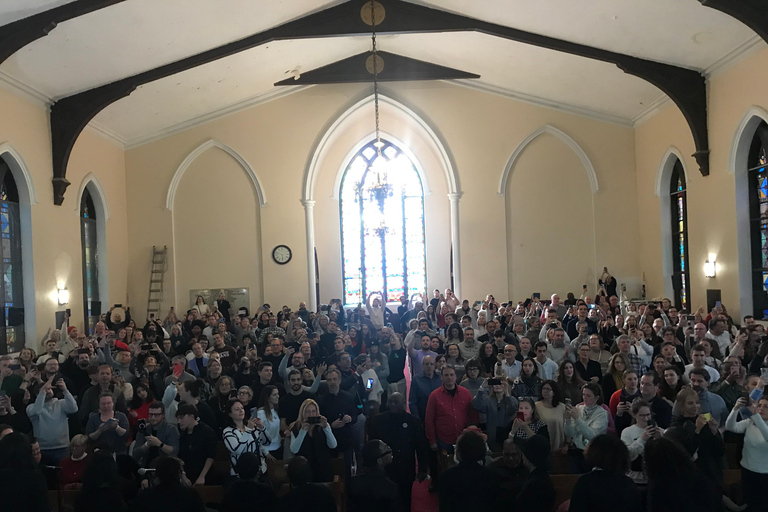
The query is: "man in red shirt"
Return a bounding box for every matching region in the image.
[424,365,474,491]
[425,365,474,451]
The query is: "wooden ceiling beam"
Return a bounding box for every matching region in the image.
[49,0,711,204]
[0,0,125,66]
[699,0,768,45]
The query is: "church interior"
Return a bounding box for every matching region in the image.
[1,0,768,349]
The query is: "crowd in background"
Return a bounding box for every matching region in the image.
[1,271,768,512]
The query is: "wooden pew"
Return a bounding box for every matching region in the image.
[193,485,226,506]
[550,474,580,507]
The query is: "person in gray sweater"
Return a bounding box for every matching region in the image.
[26,375,78,465]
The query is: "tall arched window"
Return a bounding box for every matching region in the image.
[670,159,690,311]
[340,139,426,305]
[0,160,24,354]
[748,121,768,319]
[81,189,100,334]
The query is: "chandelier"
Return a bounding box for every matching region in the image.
[358,1,393,222]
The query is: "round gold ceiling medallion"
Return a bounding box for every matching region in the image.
[360,1,386,27]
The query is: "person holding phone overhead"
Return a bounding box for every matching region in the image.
[290,399,337,482]
[26,375,78,465]
[726,394,768,511]
[472,377,518,450]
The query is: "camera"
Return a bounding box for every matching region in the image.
[307,416,321,425]
[141,343,151,351]
[137,419,149,434]
[488,378,502,386]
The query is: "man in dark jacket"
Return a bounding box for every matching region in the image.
[278,456,337,512]
[407,357,440,420]
[348,440,400,512]
[369,392,428,512]
[436,430,499,512]
[513,434,555,512]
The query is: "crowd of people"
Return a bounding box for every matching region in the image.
[1,278,768,512]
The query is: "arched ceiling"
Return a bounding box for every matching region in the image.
[0,0,761,147]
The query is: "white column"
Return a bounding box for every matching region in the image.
[448,192,463,301]
[302,200,317,311]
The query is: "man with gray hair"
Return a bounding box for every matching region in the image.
[164,355,195,389]
[408,356,440,421]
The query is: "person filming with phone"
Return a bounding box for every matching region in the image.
[85,393,129,454]
[133,401,179,473]
[26,374,78,465]
[289,398,337,482]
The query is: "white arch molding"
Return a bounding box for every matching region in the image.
[76,173,110,313]
[499,125,598,298]
[497,125,599,196]
[166,139,268,211]
[301,89,462,309]
[731,106,768,319]
[167,139,268,308]
[0,143,37,348]
[656,147,689,302]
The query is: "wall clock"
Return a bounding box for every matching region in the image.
[272,245,292,264]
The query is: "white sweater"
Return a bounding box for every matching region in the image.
[726,409,768,474]
[564,404,608,450]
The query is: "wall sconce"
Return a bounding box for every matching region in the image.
[704,259,717,278]
[57,288,69,305]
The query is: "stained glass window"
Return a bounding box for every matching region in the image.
[748,121,768,319]
[0,159,24,355]
[81,189,100,335]
[340,139,426,306]
[669,159,690,311]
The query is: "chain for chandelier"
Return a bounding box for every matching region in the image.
[371,0,382,156]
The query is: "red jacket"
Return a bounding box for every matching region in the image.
[425,385,473,445]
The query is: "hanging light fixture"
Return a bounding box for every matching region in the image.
[359,1,393,219]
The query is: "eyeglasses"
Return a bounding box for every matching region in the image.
[147,412,163,417]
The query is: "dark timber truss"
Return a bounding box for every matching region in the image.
[5,0,766,202]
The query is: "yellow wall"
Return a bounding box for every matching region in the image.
[0,87,127,349]
[635,46,768,319]
[506,133,596,299]
[4,40,768,345]
[173,146,263,307]
[124,80,639,319]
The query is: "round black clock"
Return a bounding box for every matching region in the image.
[272,245,292,264]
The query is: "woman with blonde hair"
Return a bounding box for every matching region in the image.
[290,398,337,482]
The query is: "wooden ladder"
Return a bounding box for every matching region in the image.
[146,245,167,321]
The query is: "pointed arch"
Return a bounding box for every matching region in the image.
[331,131,431,200]
[498,125,599,196]
[655,147,689,198]
[657,148,690,306]
[75,173,110,220]
[76,173,110,320]
[166,139,268,211]
[0,143,37,348]
[0,143,38,206]
[301,88,464,307]
[732,106,768,319]
[302,87,459,202]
